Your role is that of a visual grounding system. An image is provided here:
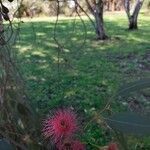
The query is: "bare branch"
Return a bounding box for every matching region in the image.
[74,0,97,31]
[85,0,95,15]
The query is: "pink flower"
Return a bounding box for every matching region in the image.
[72,140,86,150]
[107,143,119,150]
[57,140,85,150]
[56,141,72,150]
[42,109,78,143]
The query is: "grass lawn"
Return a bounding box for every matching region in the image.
[12,12,150,149]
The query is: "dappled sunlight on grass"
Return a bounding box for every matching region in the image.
[12,12,150,149]
[32,51,47,57]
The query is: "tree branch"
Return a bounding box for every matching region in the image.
[85,0,95,15]
[74,0,96,30]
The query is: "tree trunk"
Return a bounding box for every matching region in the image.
[124,0,144,30]
[107,0,111,11]
[129,0,143,29]
[95,1,108,40]
[129,15,138,29]
[85,0,108,40]
[112,0,116,11]
[0,13,6,45]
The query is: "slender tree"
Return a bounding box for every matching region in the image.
[124,0,144,29]
[85,0,108,40]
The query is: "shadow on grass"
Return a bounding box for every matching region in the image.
[13,15,150,113]
[10,14,150,149]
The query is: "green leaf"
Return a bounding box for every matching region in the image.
[105,112,150,136]
[116,78,150,98]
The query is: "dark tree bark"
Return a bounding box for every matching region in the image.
[124,0,144,30]
[129,15,138,29]
[0,10,5,45]
[95,0,108,39]
[85,0,108,40]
